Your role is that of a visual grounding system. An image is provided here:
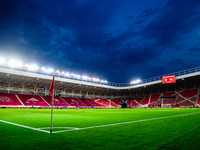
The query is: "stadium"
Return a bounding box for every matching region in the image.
[1,63,200,149]
[1,0,200,149]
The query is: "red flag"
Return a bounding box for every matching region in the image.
[49,76,55,95]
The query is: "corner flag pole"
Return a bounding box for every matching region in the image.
[50,88,54,133]
[49,76,55,134]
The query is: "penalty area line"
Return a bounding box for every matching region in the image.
[0,120,49,133]
[53,111,200,133]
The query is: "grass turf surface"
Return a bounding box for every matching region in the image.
[0,108,200,149]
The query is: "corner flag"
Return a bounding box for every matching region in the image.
[49,76,55,95]
[49,76,55,133]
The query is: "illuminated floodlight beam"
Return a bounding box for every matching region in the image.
[0,58,6,65]
[1,58,108,83]
[28,64,38,71]
[8,60,23,68]
[65,72,70,77]
[130,79,141,85]
[47,69,54,73]
[42,67,47,72]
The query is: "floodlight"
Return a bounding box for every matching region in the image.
[28,64,38,70]
[101,80,108,84]
[8,60,15,67]
[25,64,29,68]
[0,58,6,64]
[42,67,46,72]
[48,68,54,73]
[8,60,22,68]
[130,79,141,85]
[82,75,87,80]
[76,75,81,79]
[15,61,23,68]
[61,71,65,74]
[65,72,70,76]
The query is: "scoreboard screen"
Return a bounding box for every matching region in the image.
[162,75,176,84]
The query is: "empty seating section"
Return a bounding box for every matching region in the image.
[196,97,200,106]
[126,100,132,107]
[163,91,177,96]
[79,98,102,107]
[112,100,122,106]
[62,97,87,107]
[103,99,117,107]
[42,96,71,106]
[17,94,49,106]
[131,99,141,107]
[140,95,150,105]
[149,94,160,105]
[158,91,177,106]
[162,98,176,104]
[0,93,23,106]
[0,89,199,107]
[176,89,198,106]
[93,99,110,107]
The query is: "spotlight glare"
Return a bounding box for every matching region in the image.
[0,58,6,64]
[130,79,141,85]
[28,64,38,70]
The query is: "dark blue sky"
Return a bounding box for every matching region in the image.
[0,0,200,83]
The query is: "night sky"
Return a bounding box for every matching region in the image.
[0,0,200,83]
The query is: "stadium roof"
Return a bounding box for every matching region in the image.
[1,67,200,96]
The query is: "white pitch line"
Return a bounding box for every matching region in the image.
[53,111,200,133]
[0,120,49,133]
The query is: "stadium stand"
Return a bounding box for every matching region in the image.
[62,97,87,107]
[78,98,102,107]
[140,95,150,106]
[42,96,71,106]
[112,100,122,107]
[196,97,200,106]
[150,94,160,104]
[103,99,118,107]
[0,93,23,106]
[176,89,198,107]
[17,94,49,107]
[156,92,177,108]
[130,99,141,107]
[93,99,110,107]
[126,100,132,107]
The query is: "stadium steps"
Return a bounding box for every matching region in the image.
[173,91,181,104]
[40,96,51,106]
[136,96,146,107]
[15,94,25,106]
[60,97,72,106]
[112,100,119,106]
[194,88,200,106]
[154,93,162,106]
[175,89,198,106]
[134,100,140,107]
[130,100,133,105]
[148,94,151,105]
[77,98,88,106]
[79,98,103,107]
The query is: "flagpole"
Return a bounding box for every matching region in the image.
[50,90,54,133]
[50,76,55,134]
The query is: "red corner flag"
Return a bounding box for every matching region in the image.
[49,76,55,95]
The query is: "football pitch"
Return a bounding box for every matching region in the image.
[0,108,200,150]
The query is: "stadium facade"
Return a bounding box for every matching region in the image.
[0,65,200,108]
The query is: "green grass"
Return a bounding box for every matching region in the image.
[0,108,200,150]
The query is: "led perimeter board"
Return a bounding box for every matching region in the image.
[162,75,176,84]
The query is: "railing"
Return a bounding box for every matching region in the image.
[0,64,200,87]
